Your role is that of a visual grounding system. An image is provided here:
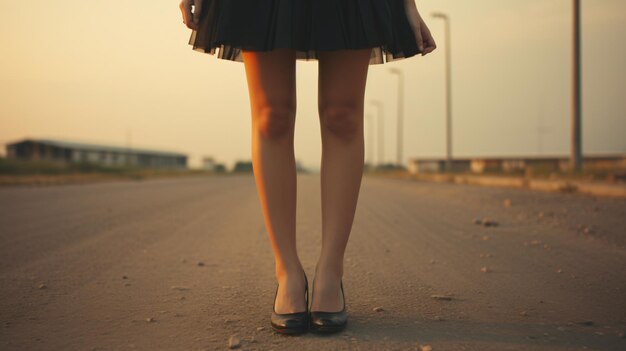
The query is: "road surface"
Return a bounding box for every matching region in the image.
[1,174,625,350]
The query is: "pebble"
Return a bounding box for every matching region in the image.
[38,283,47,289]
[482,235,490,241]
[373,306,385,312]
[480,266,489,273]
[146,317,155,323]
[171,286,191,291]
[122,275,128,280]
[503,199,511,208]
[520,311,528,316]
[482,218,499,227]
[525,239,542,247]
[556,268,562,273]
[256,326,265,332]
[430,294,453,301]
[228,335,241,349]
[419,344,432,351]
[197,261,205,267]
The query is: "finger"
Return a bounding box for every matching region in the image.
[179,1,197,30]
[193,0,203,25]
[423,35,437,55]
[423,46,436,55]
[413,25,425,53]
[419,29,435,55]
[179,2,191,25]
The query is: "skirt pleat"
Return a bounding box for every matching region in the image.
[188,0,421,65]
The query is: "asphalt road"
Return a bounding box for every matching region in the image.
[0,174,625,350]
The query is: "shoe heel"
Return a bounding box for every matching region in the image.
[270,272,309,335]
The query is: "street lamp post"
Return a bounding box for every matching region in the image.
[431,12,453,173]
[369,100,385,167]
[388,67,405,168]
[571,0,583,172]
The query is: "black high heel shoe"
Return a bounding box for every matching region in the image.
[270,272,309,335]
[309,279,348,334]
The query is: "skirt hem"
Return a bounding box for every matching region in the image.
[188,41,421,65]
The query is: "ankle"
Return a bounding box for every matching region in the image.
[314,259,344,280]
[275,262,305,282]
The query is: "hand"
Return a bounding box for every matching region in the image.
[404,0,437,56]
[179,0,204,31]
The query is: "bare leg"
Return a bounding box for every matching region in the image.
[311,48,371,312]
[242,48,306,314]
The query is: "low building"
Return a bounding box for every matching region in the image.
[6,137,187,169]
[471,158,503,173]
[202,156,217,171]
[407,157,470,173]
[408,154,626,174]
[232,160,253,172]
[202,156,227,173]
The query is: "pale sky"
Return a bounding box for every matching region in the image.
[1,0,625,170]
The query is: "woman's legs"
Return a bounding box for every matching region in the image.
[242,48,306,314]
[312,48,372,312]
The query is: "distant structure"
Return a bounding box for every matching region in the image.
[408,154,626,175]
[202,156,217,171]
[232,160,253,172]
[202,156,226,173]
[5,137,187,169]
[295,160,309,173]
[229,159,310,173]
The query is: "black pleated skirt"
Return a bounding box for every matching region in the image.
[188,0,422,65]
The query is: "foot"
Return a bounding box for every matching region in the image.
[274,269,307,314]
[310,263,344,312]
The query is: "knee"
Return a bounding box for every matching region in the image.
[254,105,296,140]
[319,104,362,139]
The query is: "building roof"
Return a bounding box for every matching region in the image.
[7,137,187,158]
